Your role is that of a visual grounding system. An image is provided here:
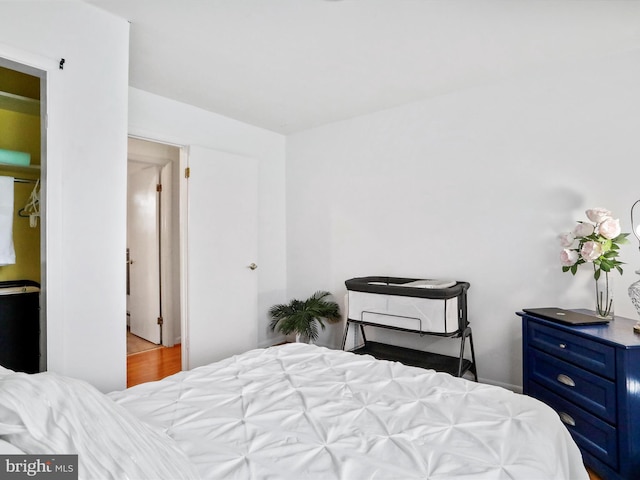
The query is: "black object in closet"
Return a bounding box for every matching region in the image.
[0,280,40,373]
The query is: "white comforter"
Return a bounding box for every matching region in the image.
[110,343,588,480]
[0,369,200,479]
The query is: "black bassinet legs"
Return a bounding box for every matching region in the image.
[340,322,367,351]
[341,320,479,382]
[458,327,478,381]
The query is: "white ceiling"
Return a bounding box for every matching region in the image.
[84,0,640,134]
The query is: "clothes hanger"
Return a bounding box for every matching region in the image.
[18,179,40,227]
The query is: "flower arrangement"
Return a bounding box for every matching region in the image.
[559,207,629,279]
[560,207,629,318]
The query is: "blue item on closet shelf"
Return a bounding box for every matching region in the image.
[0,149,30,166]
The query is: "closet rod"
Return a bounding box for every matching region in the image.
[14,178,37,184]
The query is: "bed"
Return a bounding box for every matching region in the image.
[0,343,588,479]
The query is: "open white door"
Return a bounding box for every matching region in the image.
[127,165,161,344]
[184,146,258,369]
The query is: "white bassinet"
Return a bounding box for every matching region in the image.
[347,278,460,334]
[342,276,477,380]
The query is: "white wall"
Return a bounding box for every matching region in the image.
[128,88,287,350]
[0,3,129,391]
[0,3,285,392]
[2,1,637,393]
[286,50,640,390]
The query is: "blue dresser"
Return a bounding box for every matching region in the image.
[519,311,640,480]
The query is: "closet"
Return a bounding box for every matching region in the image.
[0,61,45,373]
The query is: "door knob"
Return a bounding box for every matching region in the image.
[248,263,258,270]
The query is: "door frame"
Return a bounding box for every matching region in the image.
[178,147,189,370]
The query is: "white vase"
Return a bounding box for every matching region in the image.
[595,272,614,319]
[628,269,640,319]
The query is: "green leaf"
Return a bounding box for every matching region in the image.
[268,290,341,341]
[613,233,630,244]
[594,268,601,280]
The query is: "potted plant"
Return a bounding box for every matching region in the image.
[269,291,341,343]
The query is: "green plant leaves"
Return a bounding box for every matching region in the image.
[268,290,341,342]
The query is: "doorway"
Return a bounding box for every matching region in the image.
[0,57,46,372]
[126,137,181,365]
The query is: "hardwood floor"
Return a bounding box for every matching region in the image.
[126,343,181,388]
[127,331,163,355]
[586,467,602,480]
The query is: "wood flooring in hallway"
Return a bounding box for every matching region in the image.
[126,343,181,388]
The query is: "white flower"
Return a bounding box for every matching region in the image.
[581,241,604,262]
[597,217,621,240]
[573,222,594,238]
[559,232,575,247]
[560,249,579,267]
[586,208,612,224]
[560,207,628,278]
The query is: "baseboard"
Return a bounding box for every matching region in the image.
[258,336,286,349]
[479,378,522,394]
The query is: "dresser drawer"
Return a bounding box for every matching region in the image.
[528,382,618,470]
[527,320,615,379]
[528,348,616,423]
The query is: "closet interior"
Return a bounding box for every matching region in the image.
[0,62,44,374]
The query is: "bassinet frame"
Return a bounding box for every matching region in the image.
[341,276,477,380]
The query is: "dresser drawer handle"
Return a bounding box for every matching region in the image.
[558,343,566,349]
[557,374,575,387]
[559,412,576,427]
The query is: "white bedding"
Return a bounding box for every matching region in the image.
[0,371,200,479]
[109,343,588,480]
